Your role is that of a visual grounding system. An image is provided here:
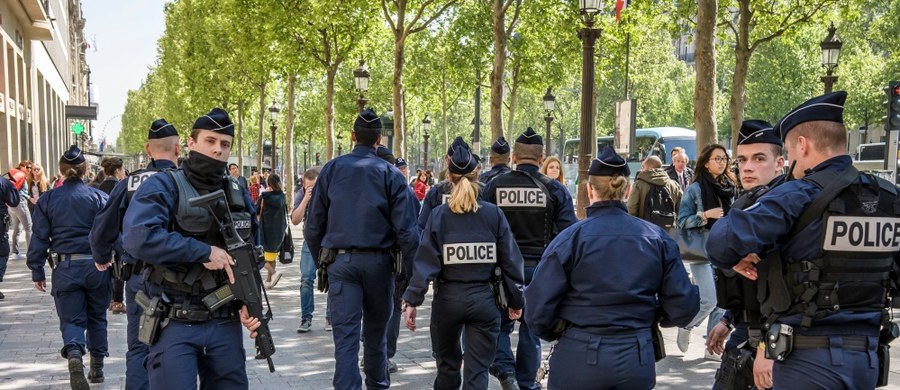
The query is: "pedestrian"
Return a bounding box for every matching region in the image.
[89,118,180,390]
[0,172,21,300]
[27,162,50,214]
[290,166,321,333]
[479,137,512,185]
[627,155,682,223]
[249,174,261,204]
[525,146,700,390]
[257,173,287,288]
[539,155,565,186]
[7,160,32,257]
[304,108,420,389]
[402,144,525,390]
[229,163,249,190]
[122,108,259,389]
[666,150,694,191]
[706,120,783,389]
[96,157,128,315]
[482,126,578,390]
[27,145,110,389]
[414,170,430,202]
[709,91,900,389]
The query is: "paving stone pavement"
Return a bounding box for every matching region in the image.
[3,228,900,389]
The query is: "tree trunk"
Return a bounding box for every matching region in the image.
[237,100,244,171]
[506,60,521,140]
[441,73,449,155]
[324,68,336,161]
[285,72,296,204]
[257,82,267,174]
[693,0,718,149]
[392,35,407,158]
[489,0,507,145]
[729,0,752,152]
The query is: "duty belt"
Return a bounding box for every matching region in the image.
[336,249,390,255]
[63,254,93,261]
[792,334,871,352]
[168,303,235,322]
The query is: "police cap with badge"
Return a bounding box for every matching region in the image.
[149,118,179,139]
[773,91,846,141]
[515,127,543,146]
[447,136,470,156]
[355,108,382,138]
[395,158,408,169]
[491,136,510,156]
[60,144,85,165]
[193,107,235,137]
[737,120,780,147]
[590,146,630,177]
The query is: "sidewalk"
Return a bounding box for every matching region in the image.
[2,227,900,389]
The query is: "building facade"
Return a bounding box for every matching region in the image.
[0,0,89,174]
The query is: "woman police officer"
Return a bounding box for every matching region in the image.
[402,144,525,390]
[525,147,700,389]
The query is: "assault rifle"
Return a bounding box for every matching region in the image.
[189,190,277,372]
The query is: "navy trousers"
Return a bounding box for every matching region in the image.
[125,273,149,390]
[51,258,111,358]
[493,265,540,390]
[772,337,878,390]
[146,317,248,390]
[327,252,393,390]
[548,328,655,390]
[431,282,500,390]
[0,215,9,283]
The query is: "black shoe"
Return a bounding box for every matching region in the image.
[0,290,5,300]
[87,355,104,384]
[496,371,518,390]
[67,351,90,390]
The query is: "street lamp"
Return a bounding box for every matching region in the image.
[576,0,603,219]
[819,22,842,94]
[353,59,370,113]
[543,87,556,156]
[422,115,432,170]
[268,101,280,171]
[337,132,344,156]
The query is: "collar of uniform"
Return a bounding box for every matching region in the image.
[63,178,84,185]
[586,200,627,216]
[149,159,177,170]
[352,144,377,155]
[806,155,852,176]
[492,163,509,170]
[516,164,540,173]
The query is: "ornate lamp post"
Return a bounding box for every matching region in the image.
[576,0,602,219]
[353,59,370,113]
[543,87,556,156]
[268,101,280,172]
[819,22,842,94]
[422,115,432,170]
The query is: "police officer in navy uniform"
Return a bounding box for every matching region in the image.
[89,118,180,390]
[403,144,525,390]
[479,136,512,184]
[708,91,899,389]
[304,108,420,390]
[525,147,699,390]
[418,136,473,230]
[27,145,110,390]
[483,127,578,390]
[122,108,259,389]
[0,172,20,300]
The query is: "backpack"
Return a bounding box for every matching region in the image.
[640,180,676,228]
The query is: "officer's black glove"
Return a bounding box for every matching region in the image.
[317,267,329,293]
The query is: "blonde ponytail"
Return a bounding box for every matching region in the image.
[448,172,480,214]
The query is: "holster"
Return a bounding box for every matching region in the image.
[317,248,336,293]
[714,346,755,389]
[47,250,60,270]
[391,248,402,276]
[651,319,666,362]
[877,322,898,387]
[135,290,169,346]
[491,266,508,310]
[393,275,408,301]
[764,323,794,362]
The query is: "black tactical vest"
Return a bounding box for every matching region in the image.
[490,170,555,260]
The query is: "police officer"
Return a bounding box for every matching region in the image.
[418,137,472,230]
[478,136,512,184]
[27,145,110,390]
[304,108,420,390]
[525,147,700,390]
[402,144,525,390]
[708,91,897,389]
[483,127,578,390]
[707,120,784,390]
[122,108,259,389]
[0,172,20,300]
[89,118,180,390]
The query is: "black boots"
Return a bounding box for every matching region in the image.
[66,350,89,390]
[87,355,104,384]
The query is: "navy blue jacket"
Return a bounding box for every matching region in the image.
[708,155,883,333]
[0,176,20,213]
[404,200,525,309]
[27,179,108,281]
[418,181,452,231]
[525,201,699,341]
[122,169,257,267]
[478,163,511,184]
[304,144,420,266]
[90,159,177,265]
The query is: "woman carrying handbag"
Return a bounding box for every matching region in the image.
[257,174,288,288]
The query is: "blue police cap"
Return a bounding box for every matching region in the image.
[737,120,781,146]
[491,136,510,155]
[193,108,235,137]
[148,118,178,140]
[516,127,542,146]
[376,144,396,164]
[589,146,630,177]
[354,108,382,135]
[395,158,408,168]
[447,136,470,156]
[448,145,476,175]
[60,144,85,165]
[774,91,846,141]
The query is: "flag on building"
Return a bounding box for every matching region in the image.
[615,0,631,21]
